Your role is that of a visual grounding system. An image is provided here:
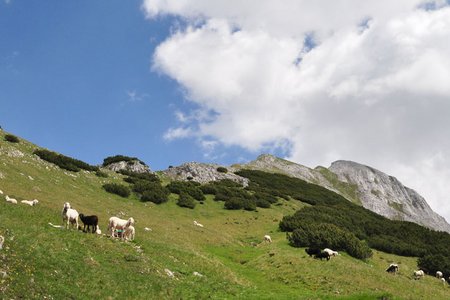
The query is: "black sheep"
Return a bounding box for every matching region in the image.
[386,264,399,274]
[79,213,99,233]
[314,251,330,261]
[305,247,321,257]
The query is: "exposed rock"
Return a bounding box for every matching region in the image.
[162,162,248,186]
[234,154,450,233]
[329,160,450,233]
[103,160,152,174]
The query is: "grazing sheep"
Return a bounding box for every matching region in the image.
[414,270,425,279]
[96,226,102,235]
[20,199,39,206]
[441,278,446,284]
[61,202,79,230]
[78,213,99,233]
[193,220,204,227]
[263,235,272,243]
[5,195,17,204]
[108,216,135,239]
[323,248,339,257]
[314,251,331,261]
[436,271,443,279]
[123,225,135,241]
[386,264,399,274]
[0,235,4,250]
[305,248,321,257]
[0,189,3,194]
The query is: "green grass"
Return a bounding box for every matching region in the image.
[1,131,450,299]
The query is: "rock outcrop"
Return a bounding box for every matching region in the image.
[103,160,151,174]
[162,162,249,186]
[329,160,450,233]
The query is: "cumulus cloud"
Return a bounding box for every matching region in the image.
[144,0,450,221]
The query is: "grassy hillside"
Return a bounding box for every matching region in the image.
[1,131,450,299]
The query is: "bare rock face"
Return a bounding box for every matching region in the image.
[162,162,249,186]
[103,160,151,174]
[329,160,450,233]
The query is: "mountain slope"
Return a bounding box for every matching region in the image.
[329,160,450,233]
[2,131,450,299]
[234,154,450,233]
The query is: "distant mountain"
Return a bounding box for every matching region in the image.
[232,154,450,233]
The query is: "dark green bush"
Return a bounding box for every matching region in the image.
[34,149,99,172]
[177,192,196,209]
[224,197,244,210]
[4,134,19,143]
[103,183,130,198]
[200,184,218,195]
[166,181,205,201]
[216,167,228,173]
[141,187,169,204]
[255,198,271,208]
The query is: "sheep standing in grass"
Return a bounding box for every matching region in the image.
[386,264,399,274]
[323,248,339,257]
[108,216,135,239]
[62,202,79,230]
[263,235,272,243]
[436,271,443,279]
[5,195,17,204]
[21,199,39,206]
[0,235,4,250]
[123,225,135,241]
[414,270,425,279]
[79,214,99,233]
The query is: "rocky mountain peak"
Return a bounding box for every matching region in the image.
[329,160,450,232]
[103,160,152,174]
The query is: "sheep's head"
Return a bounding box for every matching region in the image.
[32,199,39,205]
[79,213,84,219]
[126,217,135,227]
[63,202,71,209]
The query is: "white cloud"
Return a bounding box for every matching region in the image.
[126,90,149,102]
[145,0,450,222]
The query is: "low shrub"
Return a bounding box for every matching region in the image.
[95,170,108,178]
[177,192,196,209]
[34,149,99,172]
[103,155,146,166]
[167,181,205,201]
[216,167,228,173]
[140,186,169,204]
[103,183,130,198]
[4,134,19,143]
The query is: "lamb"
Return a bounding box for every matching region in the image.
[108,216,135,239]
[20,199,39,206]
[61,202,79,230]
[441,278,446,284]
[96,226,102,235]
[0,235,4,250]
[263,235,272,243]
[386,264,399,274]
[323,248,339,257]
[193,220,204,227]
[436,271,443,279]
[5,195,17,204]
[414,270,425,279]
[123,225,135,241]
[79,213,99,233]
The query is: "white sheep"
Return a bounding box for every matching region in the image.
[441,278,446,284]
[62,202,79,230]
[0,235,4,250]
[414,270,425,279]
[193,220,204,227]
[21,199,39,206]
[436,271,443,279]
[263,235,272,243]
[123,225,135,241]
[0,189,3,194]
[5,195,17,204]
[108,216,135,239]
[96,225,102,235]
[323,248,339,257]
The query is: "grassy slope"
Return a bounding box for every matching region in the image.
[1,131,450,299]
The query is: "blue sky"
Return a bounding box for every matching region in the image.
[0,0,261,170]
[3,0,450,221]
